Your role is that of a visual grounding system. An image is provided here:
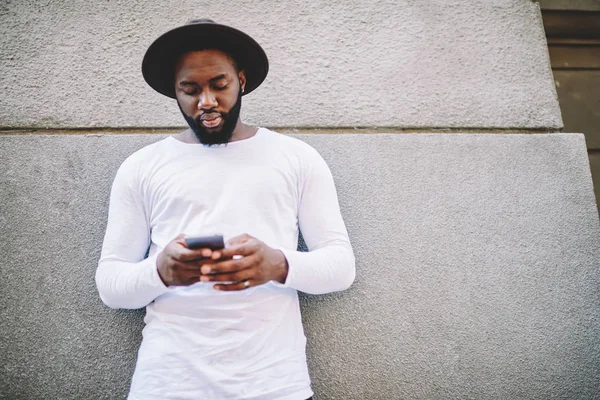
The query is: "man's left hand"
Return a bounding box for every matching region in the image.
[199,234,289,291]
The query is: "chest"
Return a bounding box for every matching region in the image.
[144,152,301,225]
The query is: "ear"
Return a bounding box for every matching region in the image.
[238,70,247,93]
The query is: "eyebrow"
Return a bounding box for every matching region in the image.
[209,74,227,83]
[178,74,228,86]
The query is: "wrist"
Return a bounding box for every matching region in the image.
[273,249,289,284]
[156,252,170,286]
[157,266,169,286]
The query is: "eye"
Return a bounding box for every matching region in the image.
[182,88,198,96]
[213,84,228,91]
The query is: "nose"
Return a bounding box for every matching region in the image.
[198,89,218,110]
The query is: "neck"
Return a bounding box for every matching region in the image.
[229,119,258,142]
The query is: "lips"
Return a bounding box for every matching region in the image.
[202,117,222,128]
[199,112,223,128]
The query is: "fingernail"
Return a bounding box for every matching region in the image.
[202,249,211,257]
[201,266,211,274]
[200,276,208,282]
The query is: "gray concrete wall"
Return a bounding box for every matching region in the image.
[1,133,599,399]
[0,0,561,130]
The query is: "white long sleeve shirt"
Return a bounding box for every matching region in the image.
[96,128,355,400]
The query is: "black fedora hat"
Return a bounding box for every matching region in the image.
[142,18,269,98]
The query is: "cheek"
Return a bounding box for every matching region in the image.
[177,96,197,114]
[219,93,238,111]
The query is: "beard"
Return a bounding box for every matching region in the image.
[178,89,242,146]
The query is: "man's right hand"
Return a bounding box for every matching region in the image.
[156,234,216,286]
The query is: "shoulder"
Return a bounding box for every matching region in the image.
[115,136,171,180]
[120,136,170,168]
[259,128,323,160]
[260,129,333,183]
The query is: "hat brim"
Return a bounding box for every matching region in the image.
[142,22,269,98]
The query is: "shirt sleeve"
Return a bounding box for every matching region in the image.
[95,156,169,309]
[277,147,356,294]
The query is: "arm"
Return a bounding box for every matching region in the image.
[278,148,356,294]
[200,147,355,295]
[95,158,169,309]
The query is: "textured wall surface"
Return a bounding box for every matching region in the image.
[1,133,599,399]
[0,0,561,129]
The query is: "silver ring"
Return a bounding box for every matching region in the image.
[243,280,250,289]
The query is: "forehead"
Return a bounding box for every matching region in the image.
[174,49,238,80]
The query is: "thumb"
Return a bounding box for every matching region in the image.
[226,233,252,247]
[174,234,186,245]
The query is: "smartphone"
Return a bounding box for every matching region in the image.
[184,235,225,250]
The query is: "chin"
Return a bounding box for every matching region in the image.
[204,125,224,133]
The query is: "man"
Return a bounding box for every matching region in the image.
[96,18,355,400]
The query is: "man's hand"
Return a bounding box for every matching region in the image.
[156,234,216,286]
[199,234,289,291]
